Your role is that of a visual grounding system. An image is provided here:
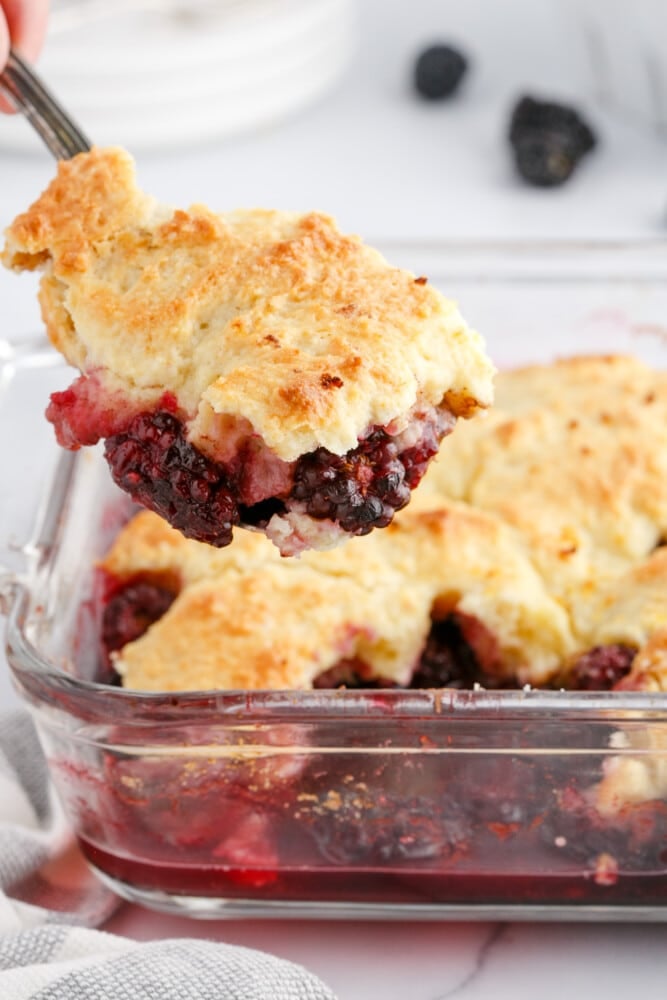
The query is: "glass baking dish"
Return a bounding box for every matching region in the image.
[1,241,666,922]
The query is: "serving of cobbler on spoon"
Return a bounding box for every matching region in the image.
[2,147,494,555]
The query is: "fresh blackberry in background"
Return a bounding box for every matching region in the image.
[509,95,597,187]
[414,44,468,100]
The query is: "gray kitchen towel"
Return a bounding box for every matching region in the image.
[0,710,337,1000]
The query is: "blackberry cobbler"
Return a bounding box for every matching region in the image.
[2,146,494,555]
[96,356,667,854]
[98,354,667,700]
[50,354,667,909]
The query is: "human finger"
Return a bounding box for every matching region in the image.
[0,8,12,112]
[2,0,50,62]
[0,1,50,113]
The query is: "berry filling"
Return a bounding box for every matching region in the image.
[104,411,241,548]
[289,410,451,539]
[50,377,453,549]
[307,783,469,865]
[101,578,178,667]
[411,616,485,689]
[292,433,410,535]
[541,787,667,872]
[70,728,667,907]
[567,644,637,691]
[307,616,503,692]
[46,374,137,449]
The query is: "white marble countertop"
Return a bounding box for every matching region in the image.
[1,0,667,996]
[103,908,667,1000]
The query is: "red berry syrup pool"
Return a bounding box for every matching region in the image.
[78,838,667,909]
[53,745,667,913]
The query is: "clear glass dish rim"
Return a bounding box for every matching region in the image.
[4,237,667,724]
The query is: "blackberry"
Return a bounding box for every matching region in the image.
[101,579,176,671]
[410,616,480,688]
[306,786,468,865]
[292,429,413,536]
[400,427,442,487]
[409,615,514,689]
[448,756,548,830]
[509,96,597,187]
[104,410,240,547]
[568,644,637,691]
[414,44,468,100]
[104,406,444,545]
[510,97,596,149]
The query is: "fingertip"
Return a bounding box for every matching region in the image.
[3,0,50,64]
[0,9,9,70]
[0,10,14,114]
[0,0,50,113]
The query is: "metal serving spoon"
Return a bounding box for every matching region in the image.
[0,48,90,158]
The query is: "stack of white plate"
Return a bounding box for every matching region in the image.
[0,0,357,152]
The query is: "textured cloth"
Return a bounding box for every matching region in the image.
[0,710,337,1000]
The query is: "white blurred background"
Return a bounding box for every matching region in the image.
[1,0,667,335]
